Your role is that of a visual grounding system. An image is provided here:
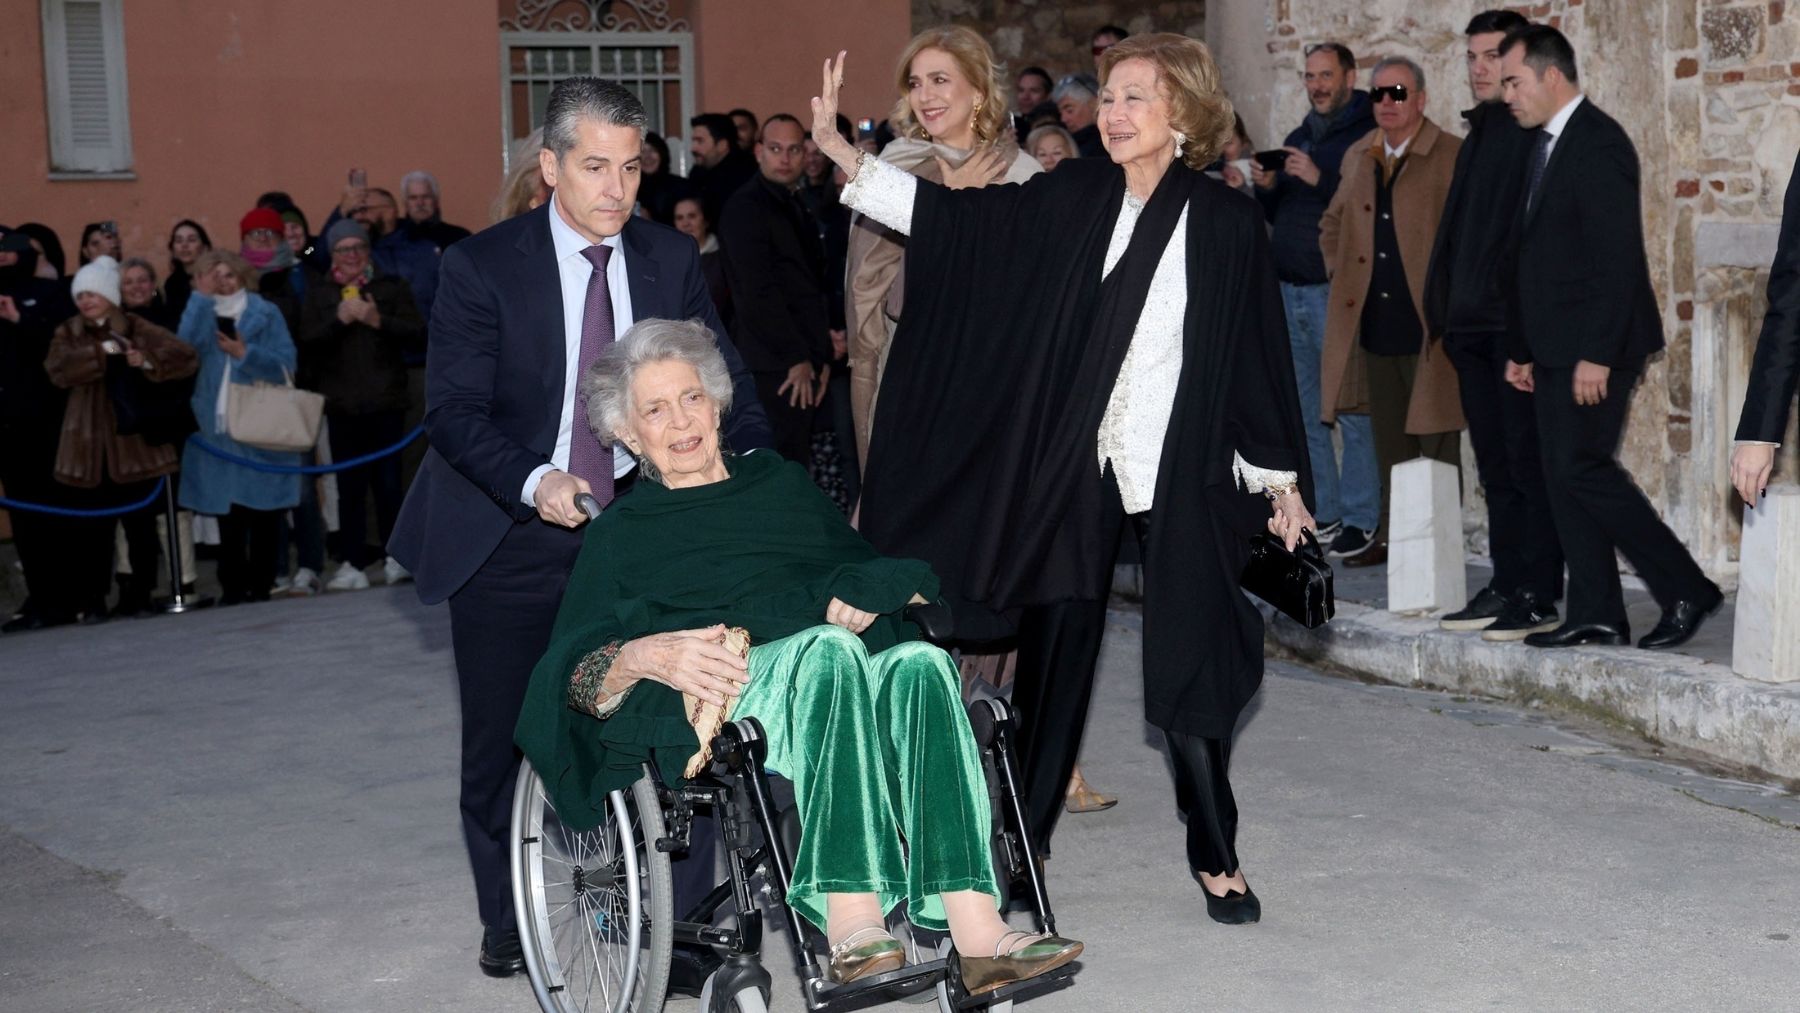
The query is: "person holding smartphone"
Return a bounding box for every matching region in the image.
[174,247,301,605]
[1252,41,1382,562]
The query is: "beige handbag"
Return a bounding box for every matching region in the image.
[222,363,324,453]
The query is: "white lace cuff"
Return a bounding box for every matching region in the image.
[840,154,916,235]
[1233,451,1298,496]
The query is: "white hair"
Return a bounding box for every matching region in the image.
[581,318,734,447]
[400,169,440,199]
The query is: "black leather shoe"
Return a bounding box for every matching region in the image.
[1195,871,1261,925]
[1523,622,1629,648]
[1638,586,1724,651]
[478,925,526,978]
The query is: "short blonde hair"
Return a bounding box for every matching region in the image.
[193,249,256,291]
[1026,124,1077,158]
[1099,33,1235,170]
[889,26,1010,146]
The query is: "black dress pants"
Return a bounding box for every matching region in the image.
[0,423,86,621]
[1533,367,1712,627]
[1010,510,1241,874]
[328,410,406,568]
[448,518,585,931]
[1445,332,1563,601]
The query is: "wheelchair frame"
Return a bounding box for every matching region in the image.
[512,695,1074,1013]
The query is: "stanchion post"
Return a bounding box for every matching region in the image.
[158,480,213,614]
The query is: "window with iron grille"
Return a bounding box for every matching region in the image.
[41,0,134,176]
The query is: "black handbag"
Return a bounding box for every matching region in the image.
[1240,529,1335,629]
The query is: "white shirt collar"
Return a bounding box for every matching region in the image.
[1383,134,1413,160]
[1544,94,1584,139]
[547,191,623,264]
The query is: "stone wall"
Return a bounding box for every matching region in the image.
[911,0,1206,78]
[1212,0,1798,579]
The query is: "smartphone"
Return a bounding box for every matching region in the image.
[1253,149,1289,172]
[857,117,875,137]
[101,219,118,235]
[349,168,368,189]
[216,319,236,338]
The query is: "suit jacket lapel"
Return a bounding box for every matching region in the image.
[622,217,664,320]
[512,205,566,441]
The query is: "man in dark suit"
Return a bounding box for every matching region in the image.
[387,78,770,977]
[1499,25,1720,651]
[689,112,757,226]
[1730,149,1800,505]
[717,113,833,463]
[1424,9,1566,642]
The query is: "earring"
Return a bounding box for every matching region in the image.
[1173,130,1188,148]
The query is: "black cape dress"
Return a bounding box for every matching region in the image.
[856,156,1311,740]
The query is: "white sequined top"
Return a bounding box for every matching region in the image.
[841,157,1297,514]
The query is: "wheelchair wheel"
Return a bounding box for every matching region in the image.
[512,764,673,1012]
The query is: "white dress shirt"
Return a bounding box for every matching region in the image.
[522,193,638,507]
[1541,94,1585,159]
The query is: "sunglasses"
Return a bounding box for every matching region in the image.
[1371,84,1412,104]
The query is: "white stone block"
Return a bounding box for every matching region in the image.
[1387,458,1467,614]
[1733,486,1800,683]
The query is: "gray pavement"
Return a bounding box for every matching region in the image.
[2,587,1798,1012]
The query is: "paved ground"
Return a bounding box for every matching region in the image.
[2,587,1797,1013]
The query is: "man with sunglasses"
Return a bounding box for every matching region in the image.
[1422,10,1567,641]
[1318,57,1466,570]
[1254,41,1381,560]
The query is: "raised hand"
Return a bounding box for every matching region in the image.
[936,147,1009,190]
[810,50,862,178]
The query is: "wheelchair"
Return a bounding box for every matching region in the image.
[509,678,1073,1013]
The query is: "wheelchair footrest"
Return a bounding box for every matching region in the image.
[960,961,1080,1008]
[803,958,947,1012]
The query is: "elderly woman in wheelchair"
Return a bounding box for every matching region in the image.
[514,318,1082,998]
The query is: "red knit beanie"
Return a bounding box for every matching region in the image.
[240,207,284,237]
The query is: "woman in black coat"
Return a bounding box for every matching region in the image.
[163,219,212,321]
[812,35,1314,924]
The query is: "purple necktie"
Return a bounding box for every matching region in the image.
[568,244,616,504]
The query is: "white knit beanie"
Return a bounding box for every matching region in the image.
[71,255,122,307]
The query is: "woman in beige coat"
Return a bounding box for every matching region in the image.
[846,25,1041,464]
[1318,85,1465,547]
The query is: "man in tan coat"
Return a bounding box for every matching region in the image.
[1320,56,1465,565]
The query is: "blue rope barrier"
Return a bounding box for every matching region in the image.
[0,476,167,518]
[187,426,425,475]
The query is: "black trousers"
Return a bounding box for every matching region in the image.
[328,410,406,569]
[67,477,159,604]
[1533,367,1712,626]
[1445,332,1562,601]
[0,423,86,620]
[1010,512,1241,873]
[752,370,818,465]
[217,505,279,602]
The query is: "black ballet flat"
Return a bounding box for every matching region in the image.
[1194,871,1261,925]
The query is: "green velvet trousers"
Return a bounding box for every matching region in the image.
[734,625,998,932]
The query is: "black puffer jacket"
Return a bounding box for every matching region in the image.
[1256,91,1375,284]
[295,270,423,415]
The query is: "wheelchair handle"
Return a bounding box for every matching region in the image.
[573,492,602,522]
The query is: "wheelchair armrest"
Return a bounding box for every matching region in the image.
[903,600,956,643]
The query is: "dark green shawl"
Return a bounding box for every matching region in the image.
[515,450,939,829]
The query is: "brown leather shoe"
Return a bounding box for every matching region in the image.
[1342,541,1388,568]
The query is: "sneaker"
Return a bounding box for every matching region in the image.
[271,574,293,595]
[1481,596,1561,641]
[1312,518,1344,542]
[326,563,371,592]
[382,557,412,586]
[1440,586,1512,631]
[1327,525,1375,558]
[286,566,322,597]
